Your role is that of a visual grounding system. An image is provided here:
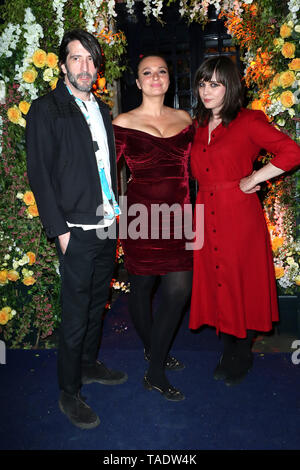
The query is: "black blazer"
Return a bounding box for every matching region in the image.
[26,79,118,239]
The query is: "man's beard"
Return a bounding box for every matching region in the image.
[66,67,97,93]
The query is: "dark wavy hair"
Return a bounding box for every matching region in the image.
[59,29,103,75]
[193,56,244,126]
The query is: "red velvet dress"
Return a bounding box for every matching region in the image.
[189,108,300,338]
[113,124,194,275]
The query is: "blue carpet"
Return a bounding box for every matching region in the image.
[0,294,300,451]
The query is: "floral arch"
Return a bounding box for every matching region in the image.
[0,0,299,347]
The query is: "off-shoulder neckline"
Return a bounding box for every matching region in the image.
[112,123,193,139]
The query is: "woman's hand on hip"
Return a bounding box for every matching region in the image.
[239,171,261,194]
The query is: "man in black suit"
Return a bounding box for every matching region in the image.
[26,29,127,430]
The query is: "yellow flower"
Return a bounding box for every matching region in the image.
[279,70,296,88]
[22,68,38,83]
[23,191,36,206]
[26,252,36,266]
[281,42,296,59]
[288,58,300,71]
[23,276,36,286]
[269,73,281,89]
[49,77,58,90]
[271,236,284,252]
[280,24,292,38]
[7,270,20,282]
[0,270,8,285]
[98,77,106,89]
[280,90,295,108]
[7,106,22,124]
[32,49,47,68]
[0,307,12,325]
[46,52,58,68]
[19,101,31,115]
[27,204,39,217]
[274,266,285,279]
[251,99,264,111]
[295,276,300,286]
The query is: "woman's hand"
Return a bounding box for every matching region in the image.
[239,171,261,194]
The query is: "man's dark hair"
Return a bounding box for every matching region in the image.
[59,29,103,72]
[193,55,244,127]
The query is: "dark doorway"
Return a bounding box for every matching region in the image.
[115,3,240,115]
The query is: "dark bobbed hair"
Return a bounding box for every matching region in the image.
[193,56,244,126]
[135,53,169,78]
[59,29,103,74]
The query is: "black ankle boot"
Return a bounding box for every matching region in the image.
[214,353,235,380]
[59,391,100,429]
[224,353,254,387]
[214,333,236,380]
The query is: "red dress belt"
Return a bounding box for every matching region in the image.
[197,180,240,191]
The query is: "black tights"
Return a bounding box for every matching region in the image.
[222,330,256,358]
[128,271,193,388]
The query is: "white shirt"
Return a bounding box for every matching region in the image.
[67,93,115,230]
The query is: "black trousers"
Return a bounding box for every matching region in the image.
[55,225,116,395]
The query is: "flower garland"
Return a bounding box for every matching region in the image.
[218,1,299,293]
[0,23,22,60]
[14,8,44,101]
[52,0,68,44]
[0,0,127,348]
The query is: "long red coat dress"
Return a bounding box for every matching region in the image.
[189,108,300,338]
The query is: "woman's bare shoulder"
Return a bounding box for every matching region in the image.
[112,110,140,128]
[175,108,193,124]
[164,106,192,124]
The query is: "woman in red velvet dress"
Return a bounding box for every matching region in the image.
[190,56,300,386]
[113,55,194,401]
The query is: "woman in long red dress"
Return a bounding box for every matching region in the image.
[113,55,194,401]
[190,56,300,386]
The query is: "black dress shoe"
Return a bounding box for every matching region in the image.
[213,354,236,380]
[143,374,185,402]
[144,350,185,371]
[59,391,100,430]
[224,354,253,387]
[81,360,128,385]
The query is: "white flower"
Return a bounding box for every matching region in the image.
[125,0,135,15]
[288,0,299,14]
[43,68,54,82]
[143,0,152,18]
[14,8,44,101]
[52,0,68,43]
[19,255,30,266]
[288,108,296,117]
[0,23,22,58]
[13,260,19,270]
[276,118,286,126]
[152,0,164,19]
[18,117,26,128]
